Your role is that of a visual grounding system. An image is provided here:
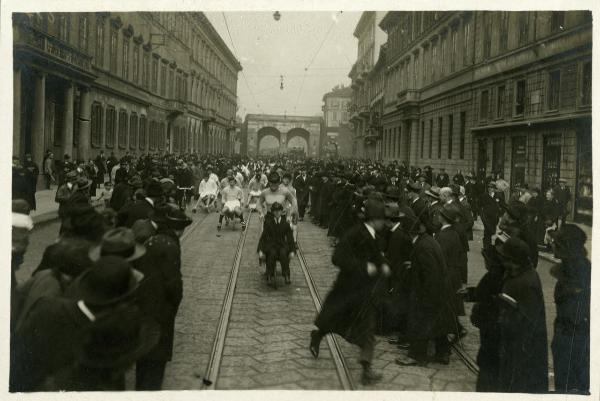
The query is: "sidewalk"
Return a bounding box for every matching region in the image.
[29,185,104,225]
[473,218,592,264]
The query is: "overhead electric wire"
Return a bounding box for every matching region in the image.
[294,11,343,112]
[222,12,264,114]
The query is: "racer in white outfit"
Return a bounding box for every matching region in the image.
[218,176,246,231]
[192,172,219,213]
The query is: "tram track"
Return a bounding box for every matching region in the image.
[295,241,355,390]
[201,212,253,389]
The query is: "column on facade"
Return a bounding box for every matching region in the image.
[188,119,194,154]
[208,128,213,154]
[31,71,46,182]
[408,119,419,167]
[13,67,22,157]
[280,131,287,154]
[77,86,92,162]
[61,82,74,159]
[401,121,410,163]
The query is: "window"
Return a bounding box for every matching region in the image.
[106,107,116,148]
[420,121,425,158]
[431,41,437,82]
[129,113,138,150]
[448,114,454,159]
[515,79,526,115]
[160,63,167,97]
[450,28,457,73]
[428,119,433,159]
[78,15,89,52]
[492,137,505,175]
[548,70,561,110]
[480,90,489,121]
[122,38,129,80]
[580,61,591,106]
[91,102,103,147]
[152,57,159,93]
[142,50,149,89]
[440,35,446,77]
[496,85,506,118]
[463,18,471,66]
[139,115,147,150]
[437,117,443,159]
[118,110,128,149]
[459,112,466,159]
[551,11,565,34]
[132,44,139,84]
[109,27,118,74]
[95,18,105,67]
[518,12,529,46]
[58,14,70,42]
[159,123,165,150]
[169,68,175,98]
[483,12,491,58]
[499,12,509,53]
[149,121,155,150]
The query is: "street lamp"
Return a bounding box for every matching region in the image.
[273,11,281,21]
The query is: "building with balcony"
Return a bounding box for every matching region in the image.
[13,12,241,176]
[348,11,387,158]
[321,84,353,158]
[379,11,592,224]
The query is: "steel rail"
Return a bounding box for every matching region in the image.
[295,241,355,390]
[201,213,252,389]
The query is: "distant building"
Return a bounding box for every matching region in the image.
[378,11,592,223]
[13,12,241,177]
[321,84,353,158]
[348,11,388,159]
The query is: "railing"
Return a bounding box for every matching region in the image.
[18,26,93,72]
[167,99,187,113]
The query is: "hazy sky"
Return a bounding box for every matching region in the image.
[206,11,361,118]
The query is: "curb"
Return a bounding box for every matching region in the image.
[31,200,104,226]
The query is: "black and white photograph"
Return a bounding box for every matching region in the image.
[5,0,596,396]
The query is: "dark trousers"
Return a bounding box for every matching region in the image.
[409,336,450,361]
[313,329,375,365]
[135,359,167,391]
[482,224,495,249]
[298,201,307,219]
[265,248,290,277]
[552,329,590,394]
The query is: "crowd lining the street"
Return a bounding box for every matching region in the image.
[9,151,589,393]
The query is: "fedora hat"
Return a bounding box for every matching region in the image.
[78,304,160,369]
[363,198,386,220]
[424,187,440,200]
[89,227,146,262]
[440,204,461,223]
[497,237,530,264]
[76,178,92,191]
[67,255,144,306]
[501,200,529,224]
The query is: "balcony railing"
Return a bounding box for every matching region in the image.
[18,26,93,72]
[396,89,420,107]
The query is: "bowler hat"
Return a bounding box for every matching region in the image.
[67,255,144,306]
[549,224,587,249]
[89,227,146,262]
[76,178,92,191]
[501,200,528,224]
[400,212,425,234]
[497,237,531,264]
[440,204,461,223]
[384,187,403,201]
[165,208,193,230]
[78,304,160,369]
[51,238,93,277]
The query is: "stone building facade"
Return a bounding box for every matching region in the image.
[376,11,592,223]
[321,85,353,158]
[13,12,241,173]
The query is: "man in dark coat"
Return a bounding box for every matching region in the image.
[407,182,429,228]
[12,158,31,206]
[479,182,502,249]
[257,202,296,285]
[553,178,572,227]
[110,175,141,212]
[435,204,466,344]
[499,200,539,269]
[114,159,131,185]
[435,168,450,188]
[117,180,164,227]
[550,225,590,394]
[294,168,310,221]
[22,154,39,210]
[395,213,455,366]
[94,151,107,184]
[309,199,391,385]
[496,237,548,393]
[134,206,191,390]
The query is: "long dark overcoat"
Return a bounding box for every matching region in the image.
[134,227,183,362]
[497,268,548,393]
[406,233,455,340]
[315,223,387,347]
[435,226,466,316]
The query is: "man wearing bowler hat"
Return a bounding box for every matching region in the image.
[310,198,391,385]
[117,179,165,228]
[480,181,503,250]
[10,254,145,392]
